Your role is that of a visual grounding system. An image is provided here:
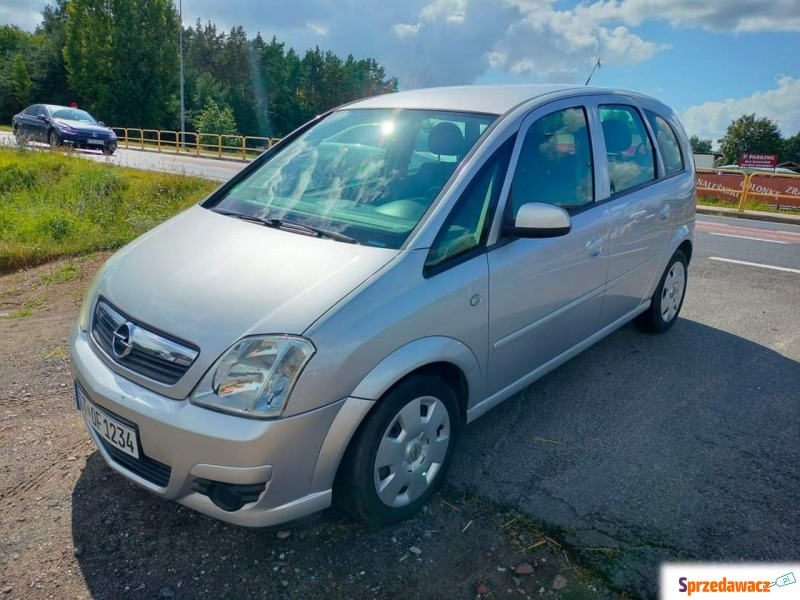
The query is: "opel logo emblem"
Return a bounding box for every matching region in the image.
[112,322,134,358]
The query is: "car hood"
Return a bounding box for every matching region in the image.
[94,205,398,395]
[55,118,111,134]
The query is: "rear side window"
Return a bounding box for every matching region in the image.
[510,107,594,216]
[645,110,685,176]
[599,105,656,195]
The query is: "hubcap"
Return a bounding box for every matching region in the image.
[374,396,451,508]
[660,261,686,323]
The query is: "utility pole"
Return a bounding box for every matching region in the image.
[179,0,185,150]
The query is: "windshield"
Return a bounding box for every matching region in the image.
[207,108,496,248]
[48,107,98,124]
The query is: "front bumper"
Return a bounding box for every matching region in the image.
[62,133,116,151]
[69,325,364,527]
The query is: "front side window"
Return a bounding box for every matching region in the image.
[208,109,496,248]
[426,137,514,270]
[599,104,656,194]
[645,110,684,176]
[509,107,594,218]
[24,105,39,116]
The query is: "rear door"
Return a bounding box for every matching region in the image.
[486,100,611,397]
[18,105,39,138]
[591,99,673,322]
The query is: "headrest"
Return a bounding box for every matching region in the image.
[428,122,464,156]
[602,119,632,153]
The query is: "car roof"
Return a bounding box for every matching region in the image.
[343,84,636,115]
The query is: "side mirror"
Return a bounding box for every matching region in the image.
[98,121,105,127]
[37,114,48,121]
[508,202,571,238]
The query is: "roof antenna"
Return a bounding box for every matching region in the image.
[585,57,601,86]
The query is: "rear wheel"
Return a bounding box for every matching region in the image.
[48,130,60,148]
[635,249,687,333]
[334,374,460,525]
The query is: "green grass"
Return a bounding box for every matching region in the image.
[40,263,81,284]
[697,196,799,214]
[0,124,11,132]
[0,147,218,272]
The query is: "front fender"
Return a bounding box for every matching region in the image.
[350,336,483,409]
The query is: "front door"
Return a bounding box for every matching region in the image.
[486,102,610,398]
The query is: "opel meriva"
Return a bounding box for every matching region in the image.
[70,84,695,526]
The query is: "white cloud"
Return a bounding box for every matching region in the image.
[0,0,42,30]
[614,0,800,33]
[494,2,669,82]
[682,76,800,143]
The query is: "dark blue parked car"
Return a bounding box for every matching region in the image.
[12,104,117,155]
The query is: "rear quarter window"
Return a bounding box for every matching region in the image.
[645,110,685,176]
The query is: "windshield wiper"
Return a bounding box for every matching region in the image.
[212,208,359,244]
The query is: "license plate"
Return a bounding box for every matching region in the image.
[77,385,139,459]
[86,139,104,145]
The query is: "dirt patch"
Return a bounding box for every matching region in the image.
[0,256,619,599]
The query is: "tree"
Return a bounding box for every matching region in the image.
[782,133,800,164]
[64,0,179,127]
[717,114,783,165]
[10,54,34,107]
[193,99,239,149]
[689,135,712,154]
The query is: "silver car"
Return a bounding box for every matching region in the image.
[70,84,695,526]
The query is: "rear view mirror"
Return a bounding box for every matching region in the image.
[508,202,571,238]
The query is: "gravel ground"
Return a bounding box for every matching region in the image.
[0,255,620,600]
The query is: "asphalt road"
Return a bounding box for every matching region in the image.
[5,139,799,596]
[0,133,245,182]
[448,216,800,596]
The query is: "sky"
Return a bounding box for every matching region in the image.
[2,0,799,146]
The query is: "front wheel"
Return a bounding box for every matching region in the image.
[635,249,688,333]
[102,147,115,156]
[48,130,60,148]
[334,374,460,525]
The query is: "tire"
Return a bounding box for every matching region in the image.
[48,129,60,148]
[102,147,115,156]
[635,249,688,333]
[334,373,460,525]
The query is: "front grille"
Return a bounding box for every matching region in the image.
[91,300,198,385]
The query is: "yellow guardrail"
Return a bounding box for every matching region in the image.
[111,127,280,160]
[696,168,800,212]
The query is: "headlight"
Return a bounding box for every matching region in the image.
[191,336,315,419]
[108,130,117,139]
[57,123,77,135]
[77,268,105,332]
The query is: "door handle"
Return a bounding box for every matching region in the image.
[659,203,671,222]
[587,236,604,257]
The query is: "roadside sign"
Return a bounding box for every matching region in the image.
[739,153,777,168]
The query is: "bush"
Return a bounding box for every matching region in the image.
[0,147,217,272]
